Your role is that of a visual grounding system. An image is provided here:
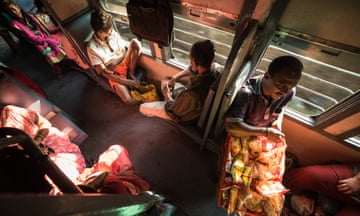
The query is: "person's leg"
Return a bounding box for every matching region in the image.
[139,101,173,121]
[284,164,355,204]
[124,38,142,73]
[113,83,139,105]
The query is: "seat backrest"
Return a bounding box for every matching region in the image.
[126,0,174,47]
[197,87,216,129]
[197,63,223,129]
[49,111,88,145]
[0,70,88,145]
[0,71,55,117]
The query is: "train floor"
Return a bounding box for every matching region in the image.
[0,26,227,215]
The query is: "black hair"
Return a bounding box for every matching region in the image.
[0,0,37,29]
[190,40,215,69]
[33,0,44,11]
[0,0,11,10]
[268,56,303,79]
[0,0,15,15]
[90,9,113,33]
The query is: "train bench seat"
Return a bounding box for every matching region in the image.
[0,66,88,145]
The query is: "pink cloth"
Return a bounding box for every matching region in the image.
[92,144,134,175]
[11,14,65,64]
[43,127,86,181]
[0,105,39,137]
[1,105,148,194]
[83,145,150,195]
[0,105,85,182]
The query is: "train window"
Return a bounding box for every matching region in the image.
[99,0,234,68]
[255,31,360,146]
[255,32,360,119]
[97,0,360,146]
[169,10,233,67]
[100,0,152,55]
[345,135,360,148]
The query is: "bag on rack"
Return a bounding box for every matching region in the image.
[126,0,174,47]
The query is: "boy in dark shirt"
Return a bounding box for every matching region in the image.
[140,40,217,123]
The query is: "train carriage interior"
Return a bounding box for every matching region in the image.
[0,0,359,215]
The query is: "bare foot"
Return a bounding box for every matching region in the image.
[337,173,360,195]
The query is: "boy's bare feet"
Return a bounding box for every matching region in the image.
[337,173,360,195]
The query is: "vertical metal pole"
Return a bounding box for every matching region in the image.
[39,0,100,82]
[200,0,258,150]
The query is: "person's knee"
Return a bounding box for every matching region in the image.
[284,166,322,189]
[130,38,141,49]
[128,39,142,54]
